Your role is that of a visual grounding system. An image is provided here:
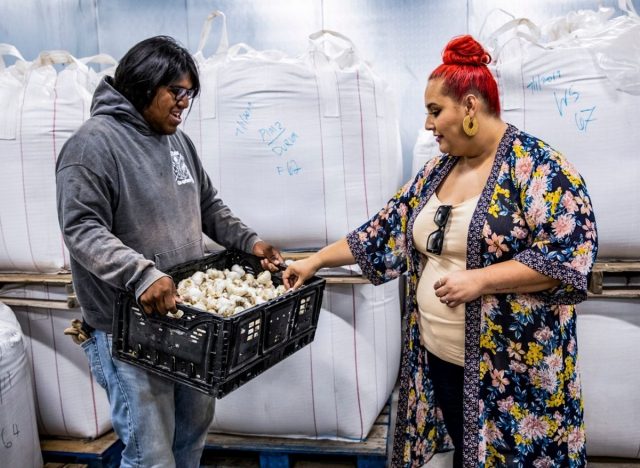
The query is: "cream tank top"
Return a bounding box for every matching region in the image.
[412,193,479,367]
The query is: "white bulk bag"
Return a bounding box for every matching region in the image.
[210,281,402,440]
[484,10,640,259]
[0,302,42,468]
[576,298,640,457]
[183,12,403,250]
[1,284,112,439]
[411,129,440,176]
[0,46,115,273]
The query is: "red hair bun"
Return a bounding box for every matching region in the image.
[442,35,491,66]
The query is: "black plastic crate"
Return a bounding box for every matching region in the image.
[112,249,325,398]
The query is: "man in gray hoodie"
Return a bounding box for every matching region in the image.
[56,36,283,467]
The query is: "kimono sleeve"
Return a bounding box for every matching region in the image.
[346,169,426,286]
[512,143,598,304]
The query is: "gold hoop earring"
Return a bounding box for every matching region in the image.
[463,115,479,137]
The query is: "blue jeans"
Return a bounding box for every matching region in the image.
[82,330,215,468]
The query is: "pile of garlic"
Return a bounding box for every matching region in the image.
[176,264,286,317]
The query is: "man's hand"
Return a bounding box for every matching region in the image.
[252,240,284,272]
[138,276,182,316]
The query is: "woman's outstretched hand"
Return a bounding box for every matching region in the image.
[283,238,355,290]
[283,258,320,290]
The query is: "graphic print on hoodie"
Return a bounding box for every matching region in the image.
[171,149,194,185]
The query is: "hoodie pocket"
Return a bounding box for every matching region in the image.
[154,239,204,271]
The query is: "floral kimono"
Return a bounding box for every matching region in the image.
[346,124,597,467]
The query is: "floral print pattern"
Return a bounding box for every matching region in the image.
[346,125,597,467]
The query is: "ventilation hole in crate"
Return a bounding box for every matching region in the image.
[298,296,310,315]
[242,318,261,342]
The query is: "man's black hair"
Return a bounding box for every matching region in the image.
[113,35,200,113]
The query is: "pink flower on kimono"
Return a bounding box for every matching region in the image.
[523,294,544,309]
[576,191,592,216]
[358,231,368,242]
[533,456,555,468]
[482,420,503,444]
[395,233,407,252]
[582,219,596,240]
[497,396,515,413]
[519,414,550,440]
[416,399,428,427]
[481,296,499,316]
[509,360,528,374]
[568,426,586,453]
[378,206,390,220]
[407,389,417,409]
[552,214,576,239]
[482,352,495,372]
[569,253,593,274]
[531,367,557,393]
[528,176,549,199]
[486,233,509,257]
[528,197,549,226]
[512,210,527,226]
[558,305,573,327]
[366,219,382,238]
[490,369,509,392]
[534,326,552,343]
[537,163,552,176]
[567,338,576,354]
[561,192,579,214]
[425,157,439,173]
[477,442,487,462]
[544,352,562,373]
[510,226,529,240]
[413,438,428,458]
[415,367,425,394]
[515,156,534,185]
[482,222,492,238]
[507,341,525,361]
[398,203,408,218]
[568,379,581,399]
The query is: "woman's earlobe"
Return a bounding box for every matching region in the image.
[464,94,477,112]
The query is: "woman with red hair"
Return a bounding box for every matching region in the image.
[285,35,596,467]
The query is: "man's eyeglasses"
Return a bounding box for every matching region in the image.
[167,86,195,102]
[426,204,452,255]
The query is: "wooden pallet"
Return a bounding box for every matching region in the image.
[588,261,640,298]
[40,431,123,468]
[0,272,77,308]
[203,403,391,467]
[38,403,390,468]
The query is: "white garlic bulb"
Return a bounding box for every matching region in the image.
[175,263,287,317]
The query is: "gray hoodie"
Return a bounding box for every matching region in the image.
[56,77,260,332]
